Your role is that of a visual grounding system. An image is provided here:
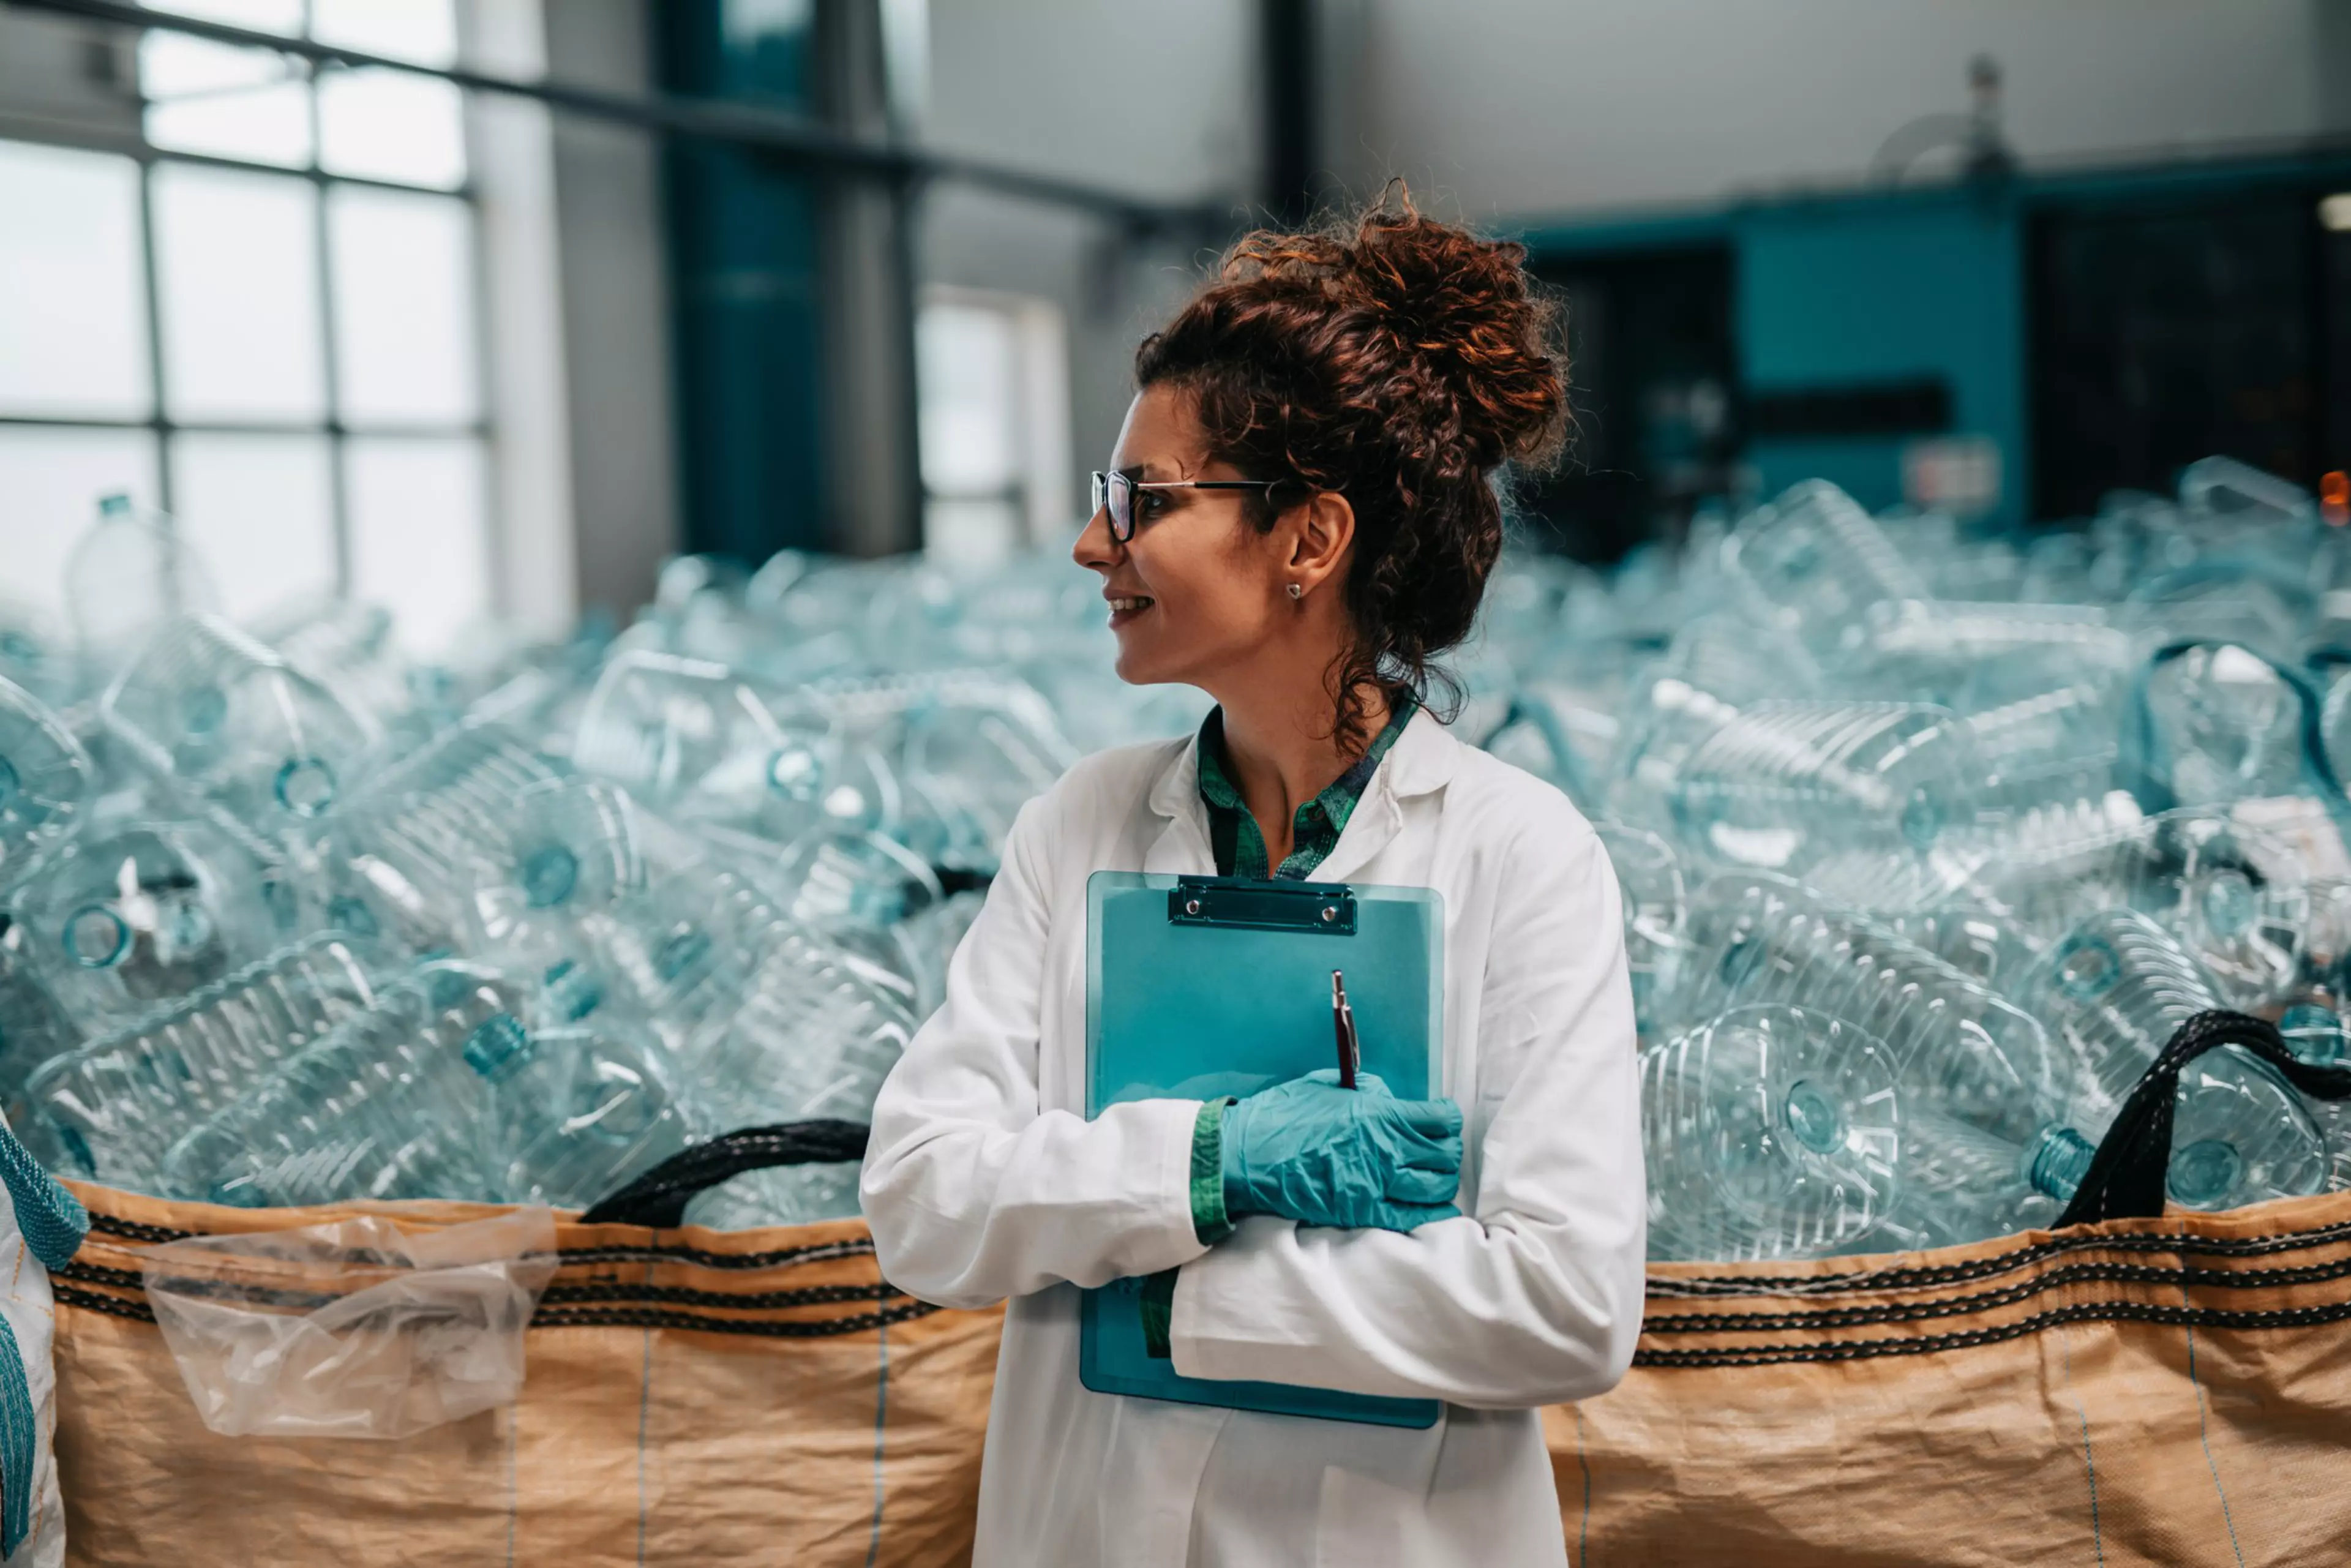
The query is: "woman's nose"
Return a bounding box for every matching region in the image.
[1072,505,1119,569]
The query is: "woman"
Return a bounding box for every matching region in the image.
[861,194,1644,1567]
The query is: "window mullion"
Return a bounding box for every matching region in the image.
[301,0,353,598]
[136,141,173,512]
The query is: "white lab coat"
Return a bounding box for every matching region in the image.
[861,705,1645,1567]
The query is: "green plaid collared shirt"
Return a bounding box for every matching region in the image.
[1193,696,1418,880]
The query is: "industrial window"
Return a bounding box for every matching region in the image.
[0,0,488,653]
[916,287,1071,563]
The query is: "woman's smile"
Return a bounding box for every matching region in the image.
[1105,593,1155,626]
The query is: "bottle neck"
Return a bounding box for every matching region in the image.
[2024,1124,2096,1201]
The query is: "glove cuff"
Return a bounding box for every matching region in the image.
[1193,1098,1236,1242]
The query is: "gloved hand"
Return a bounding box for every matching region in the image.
[1221,1069,1464,1232]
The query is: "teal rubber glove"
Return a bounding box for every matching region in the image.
[1221,1069,1464,1232]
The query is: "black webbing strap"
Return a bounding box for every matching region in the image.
[580,1120,871,1229]
[2057,1011,2351,1228]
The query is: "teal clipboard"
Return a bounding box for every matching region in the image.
[1080,870,1444,1430]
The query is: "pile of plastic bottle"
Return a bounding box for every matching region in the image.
[0,497,1197,1229]
[1,454,2346,1255]
[1477,457,2351,1259]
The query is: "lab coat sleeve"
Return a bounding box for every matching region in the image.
[860,784,1207,1311]
[1166,806,1648,1406]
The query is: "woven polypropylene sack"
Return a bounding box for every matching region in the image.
[50,1182,997,1567]
[1548,1189,2351,1567]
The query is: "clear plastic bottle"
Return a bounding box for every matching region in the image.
[571,650,888,845]
[65,493,220,678]
[1837,599,2133,716]
[1960,807,2308,1012]
[23,933,377,1190]
[160,965,547,1206]
[670,926,918,1225]
[339,740,642,973]
[498,1012,687,1209]
[1592,821,1685,1045]
[1877,904,2019,990]
[2008,908,2329,1211]
[2278,1002,2351,1192]
[99,614,374,856]
[770,823,943,934]
[0,913,80,1123]
[362,719,564,828]
[461,779,642,969]
[2134,642,2319,808]
[898,684,1074,866]
[2319,661,2351,806]
[1678,876,2063,1097]
[1604,611,1820,835]
[17,821,274,1031]
[1667,700,1986,876]
[587,863,789,1051]
[1722,479,1929,653]
[1673,874,2098,1245]
[1958,671,2131,820]
[259,598,450,743]
[681,925,917,1127]
[0,676,92,893]
[1640,1003,1902,1262]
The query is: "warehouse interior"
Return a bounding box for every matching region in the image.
[5,5,2351,1561]
[6,0,2348,640]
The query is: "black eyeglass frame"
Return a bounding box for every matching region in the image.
[1089,471,1299,544]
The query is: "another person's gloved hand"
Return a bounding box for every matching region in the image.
[1221,1069,1464,1232]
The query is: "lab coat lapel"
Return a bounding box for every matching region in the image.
[1311,708,1460,885]
[1138,732,1215,876]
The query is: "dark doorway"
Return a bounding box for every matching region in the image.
[2028,189,2347,518]
[1518,246,1738,564]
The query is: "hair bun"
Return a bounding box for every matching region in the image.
[1221,190,1566,471]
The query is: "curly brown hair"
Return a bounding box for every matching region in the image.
[1134,186,1568,753]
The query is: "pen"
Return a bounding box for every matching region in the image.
[1331,969,1359,1090]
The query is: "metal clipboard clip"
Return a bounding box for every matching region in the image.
[1165,875,1357,936]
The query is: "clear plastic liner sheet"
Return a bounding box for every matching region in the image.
[138,1206,557,1439]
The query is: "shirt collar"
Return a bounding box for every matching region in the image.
[1192,694,1423,825]
[1143,699,1461,824]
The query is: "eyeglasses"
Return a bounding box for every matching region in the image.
[1089,471,1292,544]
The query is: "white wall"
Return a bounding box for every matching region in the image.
[1327,0,2338,222]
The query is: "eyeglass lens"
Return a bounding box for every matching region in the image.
[1090,471,1133,541]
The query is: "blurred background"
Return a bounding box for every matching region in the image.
[2,0,2349,651]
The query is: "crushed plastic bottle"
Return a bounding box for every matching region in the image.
[0,677,92,894]
[1641,1003,1902,1261]
[100,615,373,858]
[2009,909,2328,1211]
[25,934,378,1189]
[1667,700,1986,875]
[1958,807,2308,1011]
[17,820,276,1032]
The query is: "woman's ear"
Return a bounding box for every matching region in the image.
[1287,490,1356,596]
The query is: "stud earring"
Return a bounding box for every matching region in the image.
[1287,582,1303,601]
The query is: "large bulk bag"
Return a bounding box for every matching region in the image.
[1553,1189,2351,1566]
[50,1149,998,1567]
[1549,1010,2351,1567]
[51,1013,2351,1567]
